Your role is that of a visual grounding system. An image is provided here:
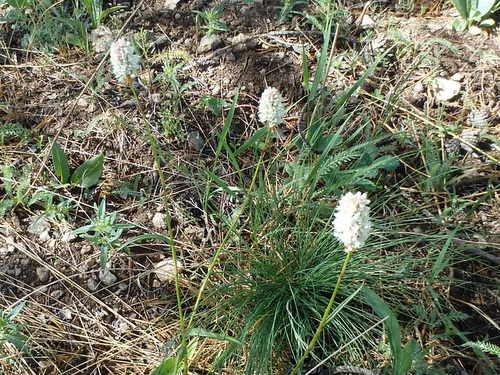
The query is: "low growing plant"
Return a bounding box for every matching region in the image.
[0,302,27,354]
[451,0,500,30]
[51,141,104,188]
[193,3,229,35]
[73,199,135,268]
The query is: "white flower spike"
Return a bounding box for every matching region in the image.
[332,192,372,252]
[109,37,142,84]
[258,87,286,127]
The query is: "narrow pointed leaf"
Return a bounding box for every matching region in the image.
[51,142,70,183]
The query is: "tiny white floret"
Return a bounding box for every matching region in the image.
[332,192,372,252]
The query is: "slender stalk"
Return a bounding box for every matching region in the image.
[289,250,354,375]
[186,130,271,331]
[131,87,186,371]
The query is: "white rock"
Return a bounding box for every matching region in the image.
[152,212,167,230]
[450,72,465,82]
[154,258,183,283]
[163,0,181,10]
[28,215,51,242]
[468,25,482,35]
[434,78,461,101]
[360,15,375,29]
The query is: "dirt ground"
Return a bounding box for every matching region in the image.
[0,0,499,373]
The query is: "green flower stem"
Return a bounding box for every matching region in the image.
[289,250,354,375]
[181,130,272,375]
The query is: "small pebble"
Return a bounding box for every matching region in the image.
[99,267,118,286]
[50,289,65,299]
[60,308,72,320]
[87,277,99,292]
[187,131,204,152]
[36,267,50,283]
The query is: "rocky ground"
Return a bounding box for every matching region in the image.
[0,0,499,374]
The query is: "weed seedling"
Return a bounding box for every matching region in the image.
[0,302,27,353]
[73,199,135,268]
[193,3,229,35]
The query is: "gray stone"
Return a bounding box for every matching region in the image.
[50,289,65,299]
[87,277,99,292]
[187,131,204,151]
[197,34,223,53]
[36,267,50,283]
[99,267,118,286]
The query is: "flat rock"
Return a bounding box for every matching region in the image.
[197,34,223,53]
[433,78,461,102]
[154,258,183,283]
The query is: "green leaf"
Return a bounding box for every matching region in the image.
[8,301,26,319]
[398,339,417,375]
[452,17,468,31]
[3,333,27,351]
[51,142,70,183]
[99,247,108,269]
[2,165,14,195]
[363,288,402,361]
[429,231,455,283]
[375,155,399,171]
[451,0,470,19]
[0,199,14,216]
[235,127,270,155]
[71,153,104,188]
[186,328,243,346]
[474,0,496,17]
[150,357,179,375]
[200,96,229,116]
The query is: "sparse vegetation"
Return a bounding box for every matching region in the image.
[0,0,498,374]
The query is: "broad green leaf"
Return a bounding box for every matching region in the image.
[186,328,243,346]
[235,127,269,155]
[451,0,470,19]
[99,247,108,269]
[71,153,104,188]
[452,17,468,31]
[398,339,417,375]
[363,288,401,360]
[2,165,14,195]
[474,0,496,17]
[375,155,399,171]
[150,357,179,375]
[51,142,70,183]
[3,333,27,351]
[0,199,14,216]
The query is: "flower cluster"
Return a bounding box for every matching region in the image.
[109,37,142,84]
[258,87,286,127]
[332,192,372,252]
